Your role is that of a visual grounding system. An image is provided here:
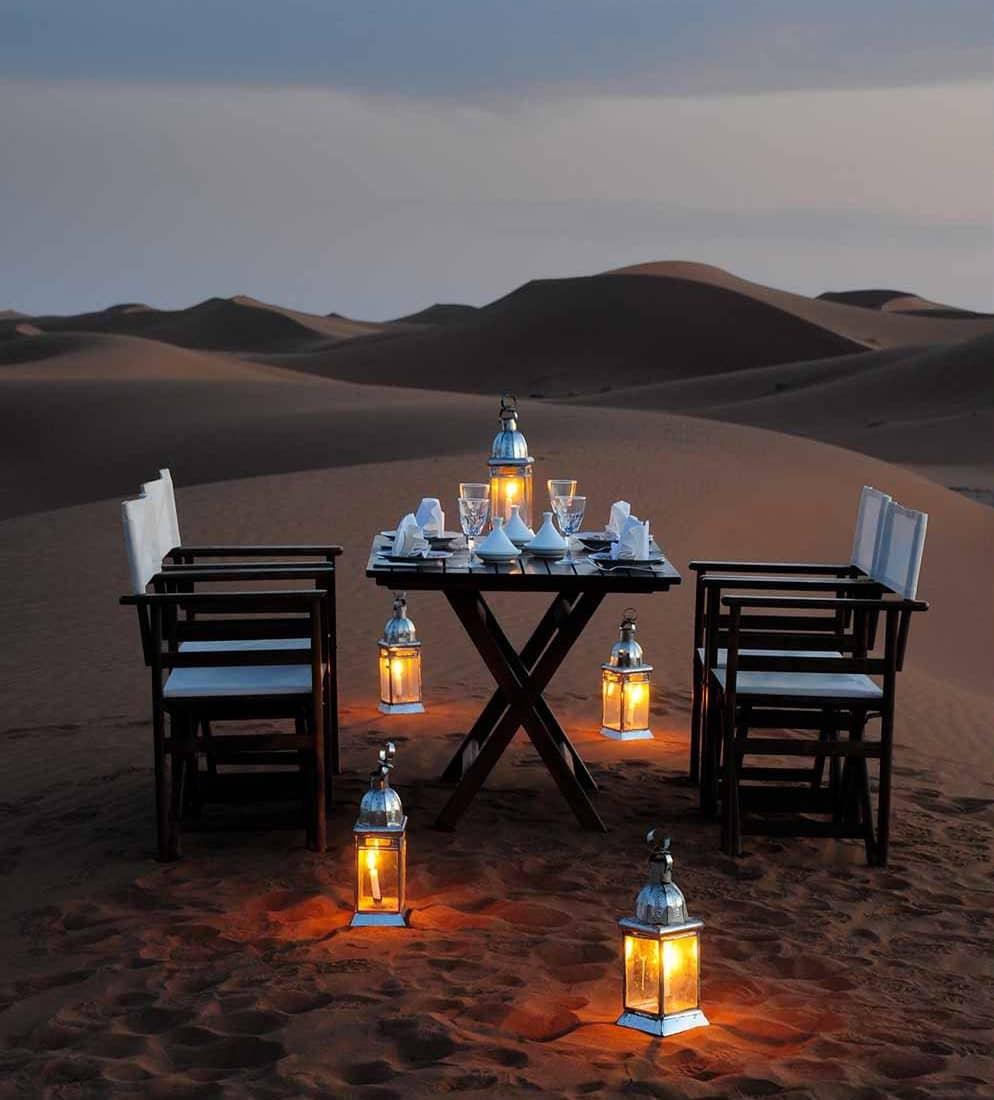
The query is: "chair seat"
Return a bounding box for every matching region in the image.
[164,664,312,699]
[178,638,309,653]
[711,667,882,700]
[697,646,841,666]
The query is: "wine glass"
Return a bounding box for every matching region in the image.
[547,479,580,508]
[553,495,586,565]
[458,483,490,558]
[547,479,577,530]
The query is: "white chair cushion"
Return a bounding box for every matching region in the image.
[164,664,312,699]
[712,667,882,700]
[698,647,842,666]
[178,639,309,653]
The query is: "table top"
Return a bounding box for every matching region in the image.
[366,535,682,592]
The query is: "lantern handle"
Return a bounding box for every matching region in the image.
[370,741,396,787]
[645,828,674,881]
[622,607,638,625]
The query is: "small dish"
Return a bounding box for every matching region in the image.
[526,546,566,560]
[590,550,664,566]
[474,550,521,564]
[379,550,452,563]
[576,530,618,550]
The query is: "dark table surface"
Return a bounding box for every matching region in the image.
[365,534,682,592]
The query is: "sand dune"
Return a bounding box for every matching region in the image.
[271,274,867,396]
[819,288,988,319]
[573,330,994,472]
[1,256,992,1095]
[610,261,994,347]
[0,296,381,356]
[0,409,991,1097]
[392,303,481,326]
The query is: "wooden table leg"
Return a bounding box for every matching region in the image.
[440,593,580,781]
[435,590,606,832]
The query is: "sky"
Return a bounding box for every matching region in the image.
[1,1,991,317]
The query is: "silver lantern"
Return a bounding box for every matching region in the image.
[617,830,708,1037]
[488,394,534,529]
[378,593,424,714]
[351,742,408,927]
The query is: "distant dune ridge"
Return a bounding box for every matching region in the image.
[1,259,991,517]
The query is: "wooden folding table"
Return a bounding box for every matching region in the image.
[366,535,681,831]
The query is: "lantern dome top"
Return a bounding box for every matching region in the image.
[356,741,406,831]
[381,593,419,646]
[604,609,652,672]
[489,394,533,467]
[634,829,690,927]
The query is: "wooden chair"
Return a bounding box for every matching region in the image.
[123,469,343,774]
[708,503,928,865]
[122,583,331,860]
[688,485,892,782]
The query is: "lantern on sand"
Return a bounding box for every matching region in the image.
[601,609,653,741]
[488,394,534,529]
[378,593,423,714]
[351,742,408,928]
[617,830,708,1037]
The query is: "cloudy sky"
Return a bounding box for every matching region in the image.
[1,1,990,316]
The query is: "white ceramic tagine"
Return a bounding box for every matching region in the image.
[504,504,535,548]
[475,516,521,561]
[526,512,568,558]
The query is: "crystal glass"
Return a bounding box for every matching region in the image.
[552,495,586,564]
[458,495,490,558]
[547,477,580,510]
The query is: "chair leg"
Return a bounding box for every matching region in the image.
[311,712,327,855]
[153,705,170,862]
[811,708,836,791]
[202,719,218,783]
[721,703,742,856]
[701,687,721,817]
[875,700,894,867]
[165,713,191,861]
[689,652,703,782]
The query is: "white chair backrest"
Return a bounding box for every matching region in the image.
[121,493,161,594]
[850,485,892,575]
[141,468,181,555]
[121,468,181,594]
[873,502,928,598]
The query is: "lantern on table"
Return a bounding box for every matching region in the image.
[601,609,653,741]
[378,593,424,714]
[488,394,534,529]
[617,830,708,1037]
[351,742,408,927]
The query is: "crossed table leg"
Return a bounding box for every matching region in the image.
[435,589,607,832]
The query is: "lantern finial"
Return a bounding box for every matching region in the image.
[646,828,673,883]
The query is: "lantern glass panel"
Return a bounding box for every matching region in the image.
[602,670,623,732]
[622,672,651,733]
[489,465,533,529]
[663,931,700,1015]
[623,933,661,1016]
[356,835,405,915]
[379,645,422,707]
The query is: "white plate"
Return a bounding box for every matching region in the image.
[526,545,567,559]
[590,550,664,566]
[474,551,521,564]
[376,550,453,563]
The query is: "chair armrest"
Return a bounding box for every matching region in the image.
[722,595,928,612]
[702,575,878,592]
[121,589,324,611]
[154,565,335,584]
[166,544,342,561]
[689,560,855,575]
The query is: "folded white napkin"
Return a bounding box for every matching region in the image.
[415,497,445,536]
[607,500,631,538]
[392,513,430,557]
[611,516,651,560]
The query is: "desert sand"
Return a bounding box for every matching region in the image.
[1,265,992,1098]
